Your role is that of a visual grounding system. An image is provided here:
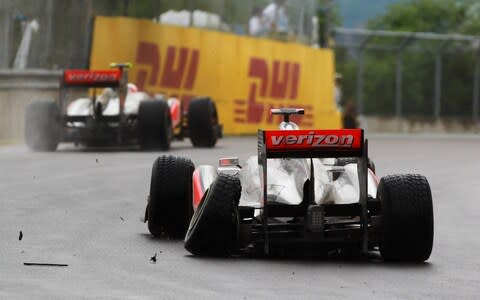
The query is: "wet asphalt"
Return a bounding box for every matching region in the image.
[1,134,479,299]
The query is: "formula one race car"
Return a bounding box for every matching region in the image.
[25,63,221,151]
[145,108,434,262]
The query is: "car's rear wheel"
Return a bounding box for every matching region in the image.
[377,174,434,262]
[25,101,61,152]
[147,156,195,238]
[184,174,241,256]
[138,100,172,150]
[188,97,219,148]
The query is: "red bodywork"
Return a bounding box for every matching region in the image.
[169,99,182,128]
[192,169,204,211]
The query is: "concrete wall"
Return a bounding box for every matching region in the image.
[362,116,480,134]
[0,69,61,142]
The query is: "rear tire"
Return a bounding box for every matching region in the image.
[138,100,172,150]
[184,174,241,256]
[147,156,195,238]
[188,97,219,148]
[377,174,434,262]
[25,101,60,152]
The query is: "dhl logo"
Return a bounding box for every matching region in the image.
[134,42,199,104]
[234,57,313,127]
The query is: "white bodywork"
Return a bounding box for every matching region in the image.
[237,120,378,208]
[196,119,377,208]
[66,88,182,128]
[238,157,378,208]
[66,90,150,117]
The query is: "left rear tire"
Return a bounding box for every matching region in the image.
[184,174,241,256]
[25,101,60,151]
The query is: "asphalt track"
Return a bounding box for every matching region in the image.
[1,135,480,299]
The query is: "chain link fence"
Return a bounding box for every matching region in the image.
[334,28,480,119]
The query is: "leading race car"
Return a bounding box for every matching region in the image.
[145,108,434,261]
[25,63,221,151]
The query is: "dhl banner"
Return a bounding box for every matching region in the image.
[90,16,341,134]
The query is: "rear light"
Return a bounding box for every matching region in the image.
[219,157,239,167]
[307,205,324,232]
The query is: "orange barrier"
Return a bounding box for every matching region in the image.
[90,16,341,134]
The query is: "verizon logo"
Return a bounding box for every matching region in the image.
[271,132,354,148]
[67,73,117,81]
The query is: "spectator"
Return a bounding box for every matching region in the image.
[249,7,266,36]
[262,0,289,34]
[334,73,343,111]
[342,100,360,129]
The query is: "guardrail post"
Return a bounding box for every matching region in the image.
[434,53,442,119]
[395,53,403,118]
[0,11,11,68]
[356,51,365,115]
[473,58,480,123]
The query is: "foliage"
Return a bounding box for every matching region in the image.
[338,0,480,117]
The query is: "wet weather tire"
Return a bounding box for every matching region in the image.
[377,174,434,262]
[25,101,60,152]
[184,174,241,256]
[138,100,172,150]
[147,156,195,238]
[188,97,219,148]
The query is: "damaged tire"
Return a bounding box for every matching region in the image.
[184,174,241,256]
[25,101,61,152]
[147,156,195,238]
[188,97,219,148]
[377,174,434,262]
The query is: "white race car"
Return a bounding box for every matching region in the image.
[145,108,434,262]
[25,63,221,151]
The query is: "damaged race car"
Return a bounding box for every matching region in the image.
[145,108,434,262]
[25,63,221,151]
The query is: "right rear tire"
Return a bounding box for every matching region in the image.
[138,100,172,150]
[25,101,60,152]
[188,97,219,148]
[377,174,434,262]
[147,156,195,238]
[184,174,241,256]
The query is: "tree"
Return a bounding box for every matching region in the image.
[338,0,480,117]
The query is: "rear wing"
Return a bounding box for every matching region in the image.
[62,70,122,88]
[59,63,131,114]
[257,128,369,254]
[258,129,364,159]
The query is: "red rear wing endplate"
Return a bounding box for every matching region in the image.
[63,70,121,87]
[260,129,364,159]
